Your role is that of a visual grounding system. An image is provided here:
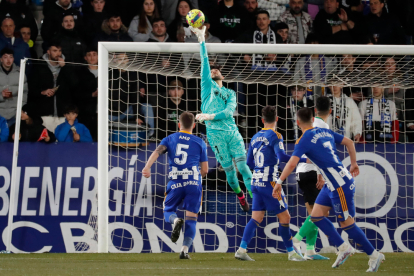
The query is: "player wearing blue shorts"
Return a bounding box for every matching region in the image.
[235,106,306,261]
[190,26,253,212]
[143,112,209,259]
[274,107,385,272]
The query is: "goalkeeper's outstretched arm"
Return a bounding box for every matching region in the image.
[190,26,212,100]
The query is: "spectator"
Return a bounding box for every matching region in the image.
[43,0,83,16]
[41,0,84,46]
[277,85,315,142]
[313,0,356,44]
[236,10,283,71]
[0,17,30,67]
[210,0,252,43]
[359,87,399,142]
[364,0,405,45]
[274,22,289,43]
[162,0,198,26]
[128,0,161,42]
[19,25,37,59]
[257,0,286,24]
[52,13,86,64]
[382,57,404,118]
[108,53,138,122]
[148,18,173,42]
[326,85,362,141]
[0,114,9,142]
[156,79,188,139]
[243,0,259,25]
[109,53,154,137]
[74,48,98,141]
[84,0,107,45]
[55,104,93,142]
[167,0,193,42]
[9,103,56,143]
[28,41,75,131]
[335,54,367,103]
[95,12,133,45]
[279,0,313,44]
[0,48,28,126]
[293,33,336,97]
[0,0,39,42]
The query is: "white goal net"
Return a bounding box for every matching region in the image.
[92,43,414,254]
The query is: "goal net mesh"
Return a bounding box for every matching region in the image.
[89,47,414,253]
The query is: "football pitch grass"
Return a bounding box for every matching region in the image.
[0,253,413,276]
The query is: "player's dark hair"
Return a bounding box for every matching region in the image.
[261,105,277,123]
[297,107,313,124]
[64,104,79,115]
[179,112,194,129]
[316,96,331,116]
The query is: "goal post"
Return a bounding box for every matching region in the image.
[5,58,27,253]
[97,43,109,253]
[97,41,414,253]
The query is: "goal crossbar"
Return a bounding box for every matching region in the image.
[100,42,414,55]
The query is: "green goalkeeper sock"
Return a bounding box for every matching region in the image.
[222,163,241,194]
[306,227,319,251]
[294,216,317,242]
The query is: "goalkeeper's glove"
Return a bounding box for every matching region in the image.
[189,26,206,43]
[196,113,215,123]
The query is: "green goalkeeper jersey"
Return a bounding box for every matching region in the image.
[199,42,238,132]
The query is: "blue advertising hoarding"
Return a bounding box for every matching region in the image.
[0,143,412,253]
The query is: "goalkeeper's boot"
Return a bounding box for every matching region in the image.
[288,245,306,261]
[235,249,255,261]
[366,252,385,272]
[332,243,355,268]
[292,237,301,253]
[304,253,330,260]
[171,218,184,243]
[179,251,191,260]
[237,192,250,212]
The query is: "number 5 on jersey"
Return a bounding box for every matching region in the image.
[175,143,189,165]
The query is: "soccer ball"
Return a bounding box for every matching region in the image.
[186,9,205,28]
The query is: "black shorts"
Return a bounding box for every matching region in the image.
[296,171,320,205]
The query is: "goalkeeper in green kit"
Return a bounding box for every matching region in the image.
[190,26,252,212]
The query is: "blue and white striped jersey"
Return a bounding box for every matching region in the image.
[247,128,287,182]
[292,127,354,191]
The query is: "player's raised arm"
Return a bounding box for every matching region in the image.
[142,144,167,178]
[190,26,212,90]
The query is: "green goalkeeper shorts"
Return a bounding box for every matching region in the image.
[207,130,246,166]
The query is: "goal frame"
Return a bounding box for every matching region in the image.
[97,42,414,253]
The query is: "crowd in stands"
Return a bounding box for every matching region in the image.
[0,0,413,144]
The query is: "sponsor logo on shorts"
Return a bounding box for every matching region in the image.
[350,183,355,190]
